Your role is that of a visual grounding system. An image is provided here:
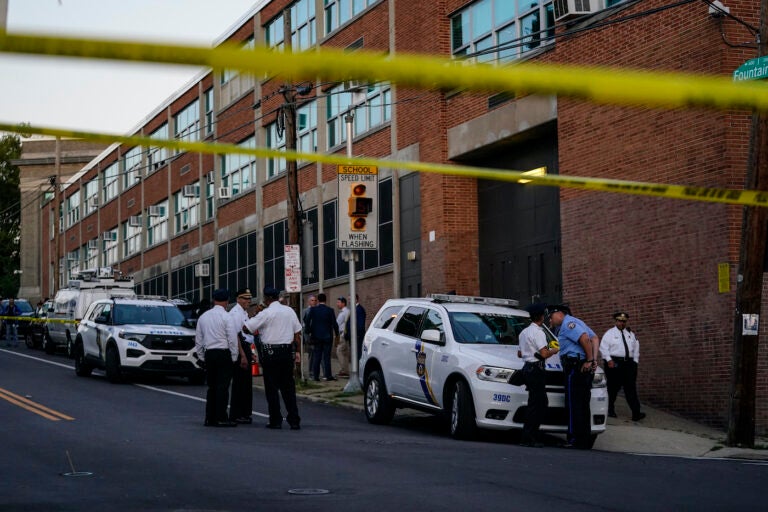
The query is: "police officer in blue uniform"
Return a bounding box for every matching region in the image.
[548,304,599,449]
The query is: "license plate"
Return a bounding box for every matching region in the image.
[162,356,178,364]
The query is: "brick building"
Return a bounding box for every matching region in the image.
[29,0,766,432]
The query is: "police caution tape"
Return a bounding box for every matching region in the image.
[0,316,78,324]
[0,121,766,208]
[1,32,768,112]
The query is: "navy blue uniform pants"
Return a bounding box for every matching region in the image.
[205,349,234,424]
[261,349,300,427]
[522,362,548,443]
[562,360,593,448]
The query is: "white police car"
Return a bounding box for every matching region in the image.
[74,297,204,384]
[358,294,608,444]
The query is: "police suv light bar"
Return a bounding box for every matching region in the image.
[430,294,519,307]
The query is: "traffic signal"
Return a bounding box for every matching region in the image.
[348,183,373,231]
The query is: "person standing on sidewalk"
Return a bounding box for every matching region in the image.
[518,303,559,447]
[335,297,351,378]
[306,293,339,381]
[600,311,645,421]
[244,287,303,430]
[228,288,254,424]
[302,295,317,381]
[2,298,21,348]
[195,289,239,428]
[548,304,599,449]
[345,295,366,362]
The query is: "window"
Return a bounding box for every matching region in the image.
[266,0,316,52]
[173,182,200,234]
[122,146,142,188]
[266,122,286,179]
[394,306,425,338]
[103,228,118,266]
[83,179,99,216]
[218,233,257,296]
[204,176,215,220]
[102,162,119,203]
[373,305,402,330]
[221,137,256,194]
[421,309,445,341]
[174,99,200,146]
[326,83,391,149]
[325,0,376,34]
[172,258,213,302]
[84,241,98,270]
[451,0,555,63]
[140,273,168,298]
[65,190,80,228]
[204,88,214,135]
[123,219,142,258]
[221,37,255,84]
[297,100,318,166]
[263,220,287,290]
[148,124,169,173]
[66,249,80,279]
[147,200,169,246]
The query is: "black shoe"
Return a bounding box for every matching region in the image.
[632,412,646,421]
[322,376,337,381]
[233,417,253,424]
[265,423,282,429]
[289,424,301,430]
[608,411,617,418]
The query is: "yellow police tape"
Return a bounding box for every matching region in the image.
[0,316,78,324]
[2,32,768,112]
[1,121,767,208]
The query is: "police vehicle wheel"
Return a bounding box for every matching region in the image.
[24,333,34,349]
[364,370,395,425]
[74,340,92,377]
[66,333,74,359]
[105,345,124,384]
[43,329,55,355]
[449,380,477,440]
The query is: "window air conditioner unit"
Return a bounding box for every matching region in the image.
[102,230,117,242]
[88,197,99,208]
[194,263,210,277]
[88,239,99,250]
[553,0,602,21]
[128,215,142,227]
[182,184,199,198]
[148,205,165,217]
[218,187,231,199]
[206,172,215,185]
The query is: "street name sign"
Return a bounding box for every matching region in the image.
[733,56,768,82]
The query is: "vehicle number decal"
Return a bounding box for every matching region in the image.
[127,341,139,348]
[492,393,511,403]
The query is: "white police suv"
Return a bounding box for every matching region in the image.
[74,297,204,384]
[359,294,608,444]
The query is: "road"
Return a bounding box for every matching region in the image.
[0,346,765,511]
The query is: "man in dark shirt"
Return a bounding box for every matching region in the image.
[305,293,339,381]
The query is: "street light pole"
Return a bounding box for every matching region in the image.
[727,0,768,448]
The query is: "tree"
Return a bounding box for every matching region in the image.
[0,133,22,298]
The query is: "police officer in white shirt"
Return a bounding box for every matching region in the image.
[228,288,254,424]
[244,287,303,430]
[600,311,645,421]
[195,288,239,427]
[518,303,559,447]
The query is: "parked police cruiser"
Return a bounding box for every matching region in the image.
[359,294,608,445]
[74,297,204,384]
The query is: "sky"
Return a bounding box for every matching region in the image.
[1,0,261,135]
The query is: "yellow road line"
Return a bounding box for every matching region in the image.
[0,121,765,208]
[2,32,768,111]
[0,387,75,421]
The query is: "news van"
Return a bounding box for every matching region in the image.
[45,268,136,356]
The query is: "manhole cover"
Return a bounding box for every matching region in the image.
[287,488,330,495]
[61,471,93,477]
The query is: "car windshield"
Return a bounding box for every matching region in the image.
[111,304,186,326]
[2,300,33,313]
[449,311,530,345]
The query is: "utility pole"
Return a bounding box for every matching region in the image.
[727,0,768,448]
[52,136,61,293]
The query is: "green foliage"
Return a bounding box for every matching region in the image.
[0,133,22,298]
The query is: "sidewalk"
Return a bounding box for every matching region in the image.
[252,356,768,460]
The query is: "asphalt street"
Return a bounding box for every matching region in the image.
[1,346,766,512]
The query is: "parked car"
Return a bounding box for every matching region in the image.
[1,298,35,342]
[358,294,608,445]
[74,297,204,384]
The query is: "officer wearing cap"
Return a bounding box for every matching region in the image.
[600,312,645,421]
[518,303,559,447]
[244,286,303,429]
[228,288,254,424]
[549,304,599,449]
[195,288,239,427]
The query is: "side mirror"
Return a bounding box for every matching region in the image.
[95,316,108,325]
[421,329,444,345]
